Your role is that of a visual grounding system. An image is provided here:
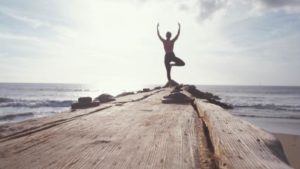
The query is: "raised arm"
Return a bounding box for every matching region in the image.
[157,23,164,42]
[172,23,181,42]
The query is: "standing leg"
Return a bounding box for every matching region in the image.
[165,56,172,81]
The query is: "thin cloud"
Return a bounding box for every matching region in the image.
[254,0,300,11]
[197,0,228,20]
[179,3,190,11]
[0,6,50,28]
[138,0,300,22]
[193,0,300,21]
[0,32,42,42]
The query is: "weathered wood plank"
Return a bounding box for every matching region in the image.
[194,99,292,169]
[0,89,203,169]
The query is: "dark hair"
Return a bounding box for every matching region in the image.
[166,32,172,39]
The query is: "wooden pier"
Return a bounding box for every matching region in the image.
[0,87,292,169]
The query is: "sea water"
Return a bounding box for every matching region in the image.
[197,85,300,135]
[196,85,300,119]
[0,83,133,124]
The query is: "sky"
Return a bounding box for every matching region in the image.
[0,0,300,87]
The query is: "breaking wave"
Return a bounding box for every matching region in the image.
[0,98,74,108]
[234,103,300,112]
[234,114,300,119]
[0,112,34,121]
[0,97,14,103]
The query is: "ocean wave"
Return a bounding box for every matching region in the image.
[37,88,91,92]
[0,99,74,108]
[234,114,300,120]
[0,97,14,103]
[234,103,300,112]
[0,112,34,121]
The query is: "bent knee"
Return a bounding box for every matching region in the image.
[179,61,185,66]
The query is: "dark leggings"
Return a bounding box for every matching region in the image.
[164,52,185,81]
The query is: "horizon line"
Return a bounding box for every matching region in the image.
[0,81,299,87]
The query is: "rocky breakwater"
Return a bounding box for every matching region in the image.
[184,85,233,109]
[71,94,116,110]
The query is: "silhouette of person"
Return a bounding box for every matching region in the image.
[157,22,185,81]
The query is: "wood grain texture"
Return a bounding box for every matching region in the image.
[0,89,203,169]
[194,99,293,169]
[0,89,160,139]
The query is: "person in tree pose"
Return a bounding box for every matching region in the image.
[157,22,185,81]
